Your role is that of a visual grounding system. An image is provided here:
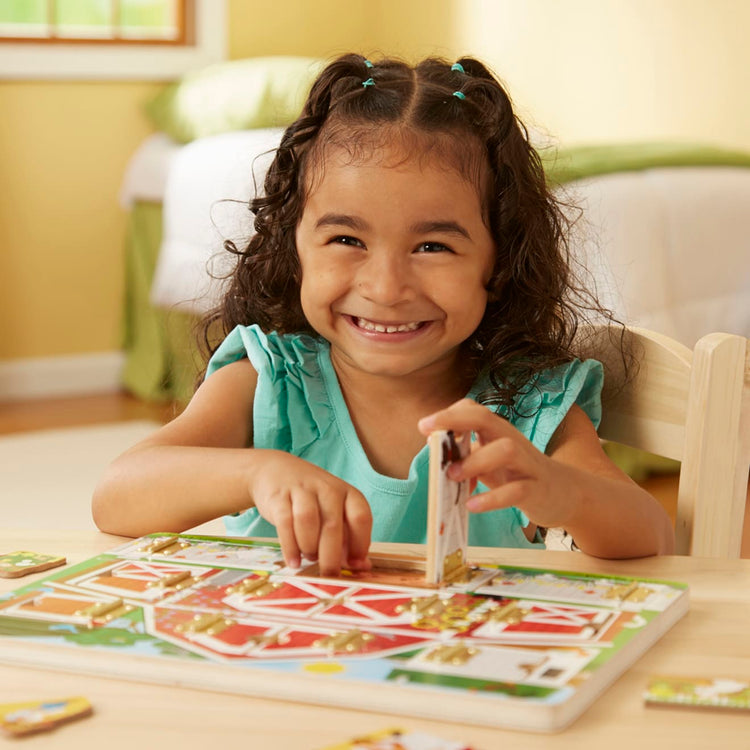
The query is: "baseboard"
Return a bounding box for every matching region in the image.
[0,351,125,400]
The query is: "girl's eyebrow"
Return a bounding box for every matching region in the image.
[315,213,369,231]
[314,214,471,240]
[409,220,471,240]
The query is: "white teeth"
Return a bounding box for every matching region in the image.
[355,318,420,333]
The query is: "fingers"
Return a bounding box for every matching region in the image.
[420,398,540,489]
[265,493,301,569]
[317,487,372,576]
[418,398,511,445]
[259,485,372,576]
[344,492,373,570]
[466,480,528,513]
[314,489,346,576]
[291,489,321,562]
[450,435,538,487]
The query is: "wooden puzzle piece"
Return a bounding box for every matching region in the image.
[426,430,471,585]
[138,535,191,555]
[0,550,65,578]
[7,589,137,629]
[410,641,598,689]
[473,569,682,612]
[155,607,432,660]
[69,558,214,602]
[322,726,479,749]
[215,574,480,633]
[470,598,624,646]
[116,534,287,571]
[0,696,92,737]
[644,675,750,712]
[310,550,430,588]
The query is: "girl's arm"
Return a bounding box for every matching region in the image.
[418,399,674,558]
[92,360,372,574]
[92,360,263,535]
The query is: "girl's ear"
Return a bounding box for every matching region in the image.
[292,257,303,286]
[484,273,500,301]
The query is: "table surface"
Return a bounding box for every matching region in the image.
[2,526,749,750]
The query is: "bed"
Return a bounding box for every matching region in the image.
[119,130,750,407]
[118,128,283,403]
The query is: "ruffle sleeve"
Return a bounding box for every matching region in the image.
[510,358,603,453]
[205,324,333,457]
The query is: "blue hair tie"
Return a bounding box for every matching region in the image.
[362,78,375,88]
[451,63,465,73]
[364,59,374,68]
[452,91,466,100]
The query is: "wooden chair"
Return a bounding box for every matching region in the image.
[579,325,749,557]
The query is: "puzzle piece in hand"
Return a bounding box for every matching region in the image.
[426,430,472,586]
[0,551,66,578]
[0,696,92,737]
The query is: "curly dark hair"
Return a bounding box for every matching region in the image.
[201,53,613,413]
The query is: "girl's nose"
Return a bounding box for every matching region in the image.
[356,253,414,305]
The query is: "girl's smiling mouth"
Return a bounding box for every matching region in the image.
[347,315,427,334]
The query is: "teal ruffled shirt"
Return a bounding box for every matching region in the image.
[206,325,603,549]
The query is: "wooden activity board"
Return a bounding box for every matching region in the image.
[0,533,688,732]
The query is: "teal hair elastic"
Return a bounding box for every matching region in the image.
[452,91,466,100]
[364,59,374,68]
[451,62,465,73]
[362,78,375,88]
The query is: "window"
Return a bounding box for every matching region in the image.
[0,0,225,79]
[0,0,189,43]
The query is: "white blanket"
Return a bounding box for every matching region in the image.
[135,130,750,345]
[151,128,283,312]
[118,132,182,207]
[563,167,750,345]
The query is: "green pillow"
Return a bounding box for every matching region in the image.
[145,56,325,144]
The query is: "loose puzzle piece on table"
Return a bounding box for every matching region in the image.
[644,675,750,712]
[0,551,66,578]
[0,696,92,737]
[322,726,478,749]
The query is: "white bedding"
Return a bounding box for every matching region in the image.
[562,167,750,345]
[151,128,283,313]
[122,131,750,345]
[118,132,182,207]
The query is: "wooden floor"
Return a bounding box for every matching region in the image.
[0,391,180,435]
[1,390,746,555]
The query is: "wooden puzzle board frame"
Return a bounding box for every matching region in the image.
[0,533,689,732]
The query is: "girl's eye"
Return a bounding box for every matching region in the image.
[415,241,453,254]
[331,235,363,248]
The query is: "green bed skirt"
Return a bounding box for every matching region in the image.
[121,201,202,404]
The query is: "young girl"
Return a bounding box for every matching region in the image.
[93,54,674,573]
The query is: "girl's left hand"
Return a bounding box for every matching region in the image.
[418,398,574,530]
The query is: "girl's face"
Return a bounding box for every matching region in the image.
[295,142,495,385]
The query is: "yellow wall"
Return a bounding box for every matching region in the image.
[454,0,750,148]
[227,0,458,61]
[1,0,749,362]
[0,81,160,359]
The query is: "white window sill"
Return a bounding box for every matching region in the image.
[0,0,226,81]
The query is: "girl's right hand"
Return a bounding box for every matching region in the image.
[249,451,373,576]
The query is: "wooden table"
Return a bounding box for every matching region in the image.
[1,528,749,749]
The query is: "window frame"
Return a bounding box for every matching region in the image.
[0,0,226,80]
